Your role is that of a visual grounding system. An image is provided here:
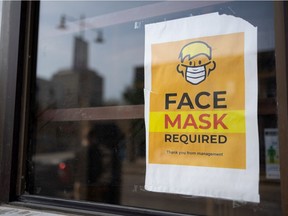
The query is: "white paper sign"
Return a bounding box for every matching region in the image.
[144,13,259,202]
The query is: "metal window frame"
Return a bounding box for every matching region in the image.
[275,1,288,215]
[0,0,40,201]
[0,0,24,202]
[0,1,287,216]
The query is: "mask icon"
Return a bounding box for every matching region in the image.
[186,65,206,85]
[177,41,216,85]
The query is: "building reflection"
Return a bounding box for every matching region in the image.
[52,36,103,109]
[33,35,125,204]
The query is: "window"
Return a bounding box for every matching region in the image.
[0,1,288,216]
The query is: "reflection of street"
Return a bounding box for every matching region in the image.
[121,159,281,216]
[74,123,123,204]
[32,151,75,197]
[32,152,282,215]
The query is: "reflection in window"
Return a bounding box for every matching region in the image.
[29,1,281,215]
[0,1,2,35]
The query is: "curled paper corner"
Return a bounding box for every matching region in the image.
[218,12,257,29]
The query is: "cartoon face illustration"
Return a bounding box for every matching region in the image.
[177,41,216,85]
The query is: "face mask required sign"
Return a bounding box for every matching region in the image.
[144,13,259,203]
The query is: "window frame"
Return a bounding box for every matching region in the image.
[0,0,26,203]
[275,1,288,214]
[0,1,287,215]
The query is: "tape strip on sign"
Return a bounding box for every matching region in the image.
[144,13,259,202]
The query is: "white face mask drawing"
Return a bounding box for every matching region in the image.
[185,65,206,85]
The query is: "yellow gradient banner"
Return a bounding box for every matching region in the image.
[148,32,246,169]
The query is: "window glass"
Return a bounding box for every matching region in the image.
[29,1,280,215]
[0,1,2,34]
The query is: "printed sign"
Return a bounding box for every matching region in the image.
[145,13,259,202]
[264,129,280,179]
